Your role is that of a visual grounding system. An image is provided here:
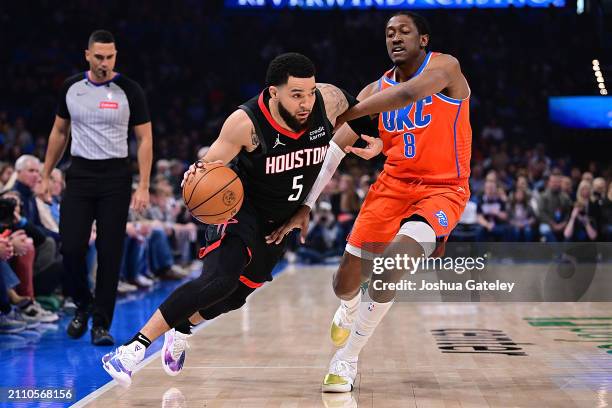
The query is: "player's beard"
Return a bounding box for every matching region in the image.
[278,100,311,132]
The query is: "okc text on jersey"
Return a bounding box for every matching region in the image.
[382,96,433,132]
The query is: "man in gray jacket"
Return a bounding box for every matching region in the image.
[538,171,573,242]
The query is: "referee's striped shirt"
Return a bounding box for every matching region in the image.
[57,72,150,160]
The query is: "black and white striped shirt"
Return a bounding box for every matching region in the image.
[57,72,150,160]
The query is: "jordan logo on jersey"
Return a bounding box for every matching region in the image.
[265,145,328,174]
[273,134,286,149]
[382,95,433,132]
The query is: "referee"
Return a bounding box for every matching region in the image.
[41,30,153,345]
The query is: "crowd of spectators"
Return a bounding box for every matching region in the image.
[0,3,602,162]
[0,149,199,334]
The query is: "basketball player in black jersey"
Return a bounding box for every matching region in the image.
[102,53,383,387]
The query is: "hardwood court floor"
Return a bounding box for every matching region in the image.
[83,265,612,407]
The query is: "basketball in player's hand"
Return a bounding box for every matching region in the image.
[182,162,244,224]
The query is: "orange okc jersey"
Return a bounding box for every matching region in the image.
[377,52,471,184]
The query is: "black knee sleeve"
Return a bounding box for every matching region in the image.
[158,234,249,328]
[198,284,256,321]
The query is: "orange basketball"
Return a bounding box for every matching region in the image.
[182,163,244,224]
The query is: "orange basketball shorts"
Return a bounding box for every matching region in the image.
[347,171,470,253]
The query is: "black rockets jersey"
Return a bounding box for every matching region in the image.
[236,88,333,225]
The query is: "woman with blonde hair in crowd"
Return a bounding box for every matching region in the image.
[592,177,607,205]
[564,180,600,242]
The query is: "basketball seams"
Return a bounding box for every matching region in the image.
[193,192,244,219]
[184,165,224,206]
[188,175,240,213]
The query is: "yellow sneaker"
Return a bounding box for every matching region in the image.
[322,351,357,393]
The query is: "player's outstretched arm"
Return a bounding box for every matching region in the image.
[336,54,466,126]
[299,81,382,210]
[324,80,382,157]
[181,109,254,187]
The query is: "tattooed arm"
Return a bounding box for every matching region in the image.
[248,124,260,152]
[317,81,382,156]
[316,83,351,125]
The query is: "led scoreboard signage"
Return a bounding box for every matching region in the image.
[226,0,565,9]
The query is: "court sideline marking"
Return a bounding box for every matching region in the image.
[71,262,292,407]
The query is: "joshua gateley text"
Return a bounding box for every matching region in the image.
[372,279,515,293]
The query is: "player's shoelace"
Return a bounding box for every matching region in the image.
[112,346,139,372]
[171,333,190,361]
[331,359,354,378]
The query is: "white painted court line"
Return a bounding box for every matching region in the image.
[142,365,327,370]
[71,264,292,407]
[70,318,215,408]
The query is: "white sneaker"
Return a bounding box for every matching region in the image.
[117,281,138,294]
[33,302,59,322]
[170,265,190,278]
[330,302,357,348]
[102,342,146,387]
[322,350,357,393]
[131,275,154,288]
[161,329,190,376]
[21,302,59,323]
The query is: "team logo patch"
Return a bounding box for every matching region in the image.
[435,210,449,227]
[99,101,118,109]
[223,190,236,206]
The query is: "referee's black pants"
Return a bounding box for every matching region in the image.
[60,157,132,329]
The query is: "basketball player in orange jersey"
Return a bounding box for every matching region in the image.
[101,53,383,388]
[267,12,472,392]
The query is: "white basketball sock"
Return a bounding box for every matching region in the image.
[340,290,361,321]
[338,299,393,362]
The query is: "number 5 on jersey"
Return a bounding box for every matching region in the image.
[288,175,303,201]
[403,132,416,159]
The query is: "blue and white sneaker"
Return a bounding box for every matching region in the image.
[0,313,26,334]
[161,329,190,376]
[7,309,40,330]
[102,341,146,387]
